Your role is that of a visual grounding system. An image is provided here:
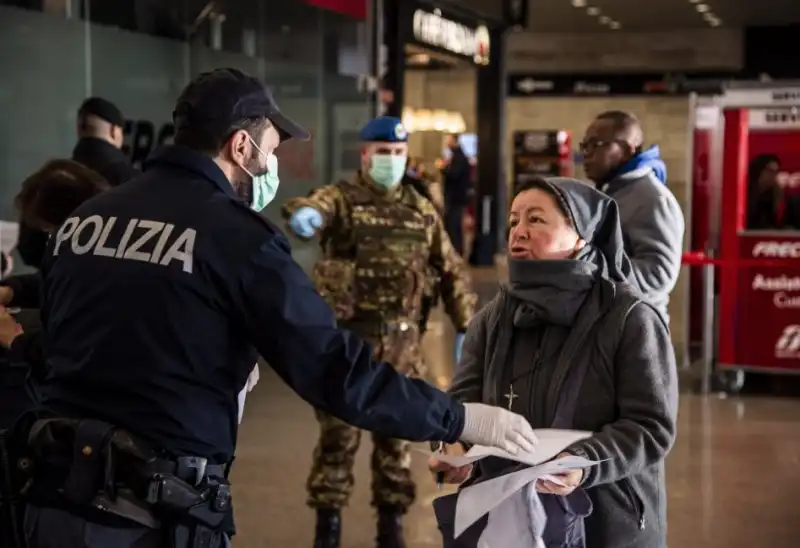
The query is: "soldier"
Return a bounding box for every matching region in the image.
[282,116,477,548]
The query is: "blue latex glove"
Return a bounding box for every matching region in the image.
[454,332,465,364]
[289,206,323,238]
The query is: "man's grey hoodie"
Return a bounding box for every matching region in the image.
[601,168,685,318]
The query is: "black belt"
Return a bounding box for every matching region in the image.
[145,458,230,486]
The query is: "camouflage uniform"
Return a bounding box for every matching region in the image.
[282,173,476,514]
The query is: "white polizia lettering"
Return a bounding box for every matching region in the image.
[53,216,196,274]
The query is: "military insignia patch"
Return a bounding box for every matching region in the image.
[395,123,408,140]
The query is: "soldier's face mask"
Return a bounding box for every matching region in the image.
[369,154,407,189]
[239,137,280,212]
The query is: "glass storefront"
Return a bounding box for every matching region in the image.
[0,0,373,269]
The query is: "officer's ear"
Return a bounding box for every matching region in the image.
[226,130,251,166]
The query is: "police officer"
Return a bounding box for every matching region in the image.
[283,116,475,548]
[22,69,537,548]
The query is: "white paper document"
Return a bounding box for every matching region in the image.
[453,454,603,537]
[0,221,19,254]
[418,428,605,545]
[418,428,593,468]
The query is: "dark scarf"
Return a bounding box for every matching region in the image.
[507,258,597,328]
[487,177,638,413]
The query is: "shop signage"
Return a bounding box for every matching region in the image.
[749,109,800,129]
[718,87,800,108]
[509,73,730,97]
[735,234,800,369]
[411,8,490,66]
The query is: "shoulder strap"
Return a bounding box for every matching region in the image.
[550,283,642,429]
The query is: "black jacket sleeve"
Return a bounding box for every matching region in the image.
[236,232,465,443]
[8,329,47,383]
[1,273,42,308]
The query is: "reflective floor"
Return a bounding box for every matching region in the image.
[230,270,800,547]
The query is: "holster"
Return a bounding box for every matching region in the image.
[1,428,27,548]
[19,414,233,548]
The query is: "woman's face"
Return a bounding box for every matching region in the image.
[508,188,585,260]
[758,161,781,189]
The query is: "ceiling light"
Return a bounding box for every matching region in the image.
[696,4,709,12]
[688,0,700,3]
[599,15,610,24]
[708,17,721,26]
[587,6,601,16]
[571,0,587,7]
[609,21,621,29]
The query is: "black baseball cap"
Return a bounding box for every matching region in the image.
[173,68,310,142]
[78,97,125,127]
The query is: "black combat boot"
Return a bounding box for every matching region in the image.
[376,507,407,548]
[313,508,342,548]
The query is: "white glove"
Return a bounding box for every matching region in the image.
[460,403,538,455]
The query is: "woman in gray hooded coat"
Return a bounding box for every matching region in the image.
[430,177,678,548]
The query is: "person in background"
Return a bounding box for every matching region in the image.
[73,97,139,187]
[283,116,477,548]
[581,111,684,319]
[402,157,443,337]
[746,154,800,230]
[0,160,110,379]
[442,134,472,255]
[16,97,139,270]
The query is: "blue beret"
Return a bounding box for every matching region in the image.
[359,116,408,143]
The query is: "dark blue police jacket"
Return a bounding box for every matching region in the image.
[39,146,465,463]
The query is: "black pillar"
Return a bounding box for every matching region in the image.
[472,27,507,266]
[380,0,406,118]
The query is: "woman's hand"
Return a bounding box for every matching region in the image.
[536,452,584,496]
[428,443,473,485]
[0,306,22,347]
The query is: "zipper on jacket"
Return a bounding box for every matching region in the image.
[621,478,646,531]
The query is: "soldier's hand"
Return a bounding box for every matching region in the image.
[288,207,323,238]
[459,403,538,455]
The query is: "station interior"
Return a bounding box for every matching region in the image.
[3,0,800,547]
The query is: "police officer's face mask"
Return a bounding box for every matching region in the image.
[239,137,280,212]
[369,154,407,189]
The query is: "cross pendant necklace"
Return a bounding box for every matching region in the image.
[504,384,519,411]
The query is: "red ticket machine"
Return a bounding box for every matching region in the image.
[691,87,800,389]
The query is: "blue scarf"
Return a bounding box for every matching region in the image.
[614,145,667,184]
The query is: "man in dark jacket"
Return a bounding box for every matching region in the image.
[442,134,472,256]
[73,97,139,187]
[16,98,138,269]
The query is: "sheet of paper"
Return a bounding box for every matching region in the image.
[0,221,19,254]
[453,455,603,537]
[237,387,247,424]
[416,429,594,468]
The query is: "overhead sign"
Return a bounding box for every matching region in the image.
[749,109,800,129]
[717,88,800,107]
[411,8,490,66]
[509,73,729,97]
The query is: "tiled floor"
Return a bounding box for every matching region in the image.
[230,272,800,547]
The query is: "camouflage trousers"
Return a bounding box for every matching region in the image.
[307,326,425,514]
